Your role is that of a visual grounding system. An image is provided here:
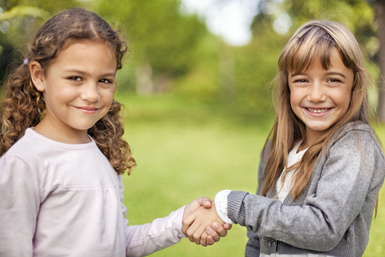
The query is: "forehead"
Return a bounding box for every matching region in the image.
[290,47,354,79]
[289,41,337,74]
[58,39,115,61]
[280,24,354,75]
[47,39,117,73]
[61,38,115,54]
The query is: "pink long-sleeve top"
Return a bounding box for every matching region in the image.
[0,128,185,257]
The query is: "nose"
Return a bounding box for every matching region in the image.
[308,81,326,102]
[80,83,100,102]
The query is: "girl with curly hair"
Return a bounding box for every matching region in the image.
[0,8,229,257]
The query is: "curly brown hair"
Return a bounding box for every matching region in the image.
[0,8,136,175]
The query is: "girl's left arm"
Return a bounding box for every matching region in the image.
[227,128,385,251]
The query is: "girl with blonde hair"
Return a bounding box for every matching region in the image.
[184,20,385,256]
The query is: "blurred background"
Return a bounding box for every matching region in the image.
[1,0,385,256]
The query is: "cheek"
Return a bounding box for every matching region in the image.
[102,89,115,107]
[44,84,73,104]
[335,89,352,110]
[289,90,300,109]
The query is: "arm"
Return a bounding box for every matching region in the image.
[227,130,385,251]
[118,177,230,257]
[245,146,266,256]
[124,206,186,257]
[0,156,40,257]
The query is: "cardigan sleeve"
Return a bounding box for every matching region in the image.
[228,128,385,251]
[245,141,270,256]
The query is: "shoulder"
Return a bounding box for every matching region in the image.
[0,142,38,186]
[336,121,375,136]
[1,130,42,176]
[330,122,382,153]
[2,132,34,158]
[324,122,385,175]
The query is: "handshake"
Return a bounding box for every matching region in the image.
[182,197,232,247]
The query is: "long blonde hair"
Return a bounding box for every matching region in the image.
[261,20,371,199]
[0,8,136,174]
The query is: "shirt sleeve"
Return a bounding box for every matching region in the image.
[117,176,186,257]
[227,129,385,251]
[214,189,234,224]
[0,155,40,257]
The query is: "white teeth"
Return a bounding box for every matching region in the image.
[307,108,329,113]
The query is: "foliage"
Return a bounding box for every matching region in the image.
[0,0,81,84]
[256,0,375,40]
[1,0,379,118]
[285,0,376,59]
[91,0,208,93]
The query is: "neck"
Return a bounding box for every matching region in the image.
[34,121,91,144]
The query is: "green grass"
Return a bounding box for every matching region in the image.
[116,93,385,256]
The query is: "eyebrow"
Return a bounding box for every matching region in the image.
[64,69,116,77]
[290,71,346,78]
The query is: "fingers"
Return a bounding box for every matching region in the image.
[196,197,212,209]
[189,222,208,245]
[183,197,212,221]
[185,216,210,245]
[211,222,228,237]
[206,235,215,246]
[182,211,196,235]
[206,225,221,242]
[223,223,232,230]
[199,230,209,246]
[187,223,230,246]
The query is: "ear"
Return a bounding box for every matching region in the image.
[29,61,45,92]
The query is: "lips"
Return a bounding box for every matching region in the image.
[75,106,100,113]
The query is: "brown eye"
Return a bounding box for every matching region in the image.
[99,79,113,84]
[327,78,341,83]
[69,76,82,82]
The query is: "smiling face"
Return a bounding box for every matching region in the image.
[288,47,354,147]
[30,39,117,143]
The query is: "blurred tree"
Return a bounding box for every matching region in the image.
[91,0,208,94]
[372,0,385,122]
[0,0,81,85]
[232,14,288,116]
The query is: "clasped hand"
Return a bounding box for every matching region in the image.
[182,197,231,246]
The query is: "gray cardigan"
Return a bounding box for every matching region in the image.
[227,122,385,257]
